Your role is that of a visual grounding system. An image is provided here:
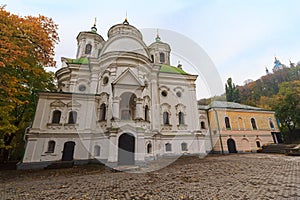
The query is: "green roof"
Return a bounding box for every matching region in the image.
[159,64,189,75]
[209,101,263,110]
[66,58,89,65]
[198,101,267,111]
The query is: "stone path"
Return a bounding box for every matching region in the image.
[1,154,299,199]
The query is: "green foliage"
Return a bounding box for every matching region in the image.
[237,62,300,142]
[238,65,300,106]
[225,78,240,103]
[0,7,58,161]
[273,81,300,134]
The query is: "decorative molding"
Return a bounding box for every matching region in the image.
[67,101,81,108]
[50,100,66,107]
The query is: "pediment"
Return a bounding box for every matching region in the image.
[113,68,144,86]
[119,124,139,133]
[50,100,66,107]
[67,101,81,108]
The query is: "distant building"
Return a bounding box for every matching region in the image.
[273,57,285,72]
[199,101,281,154]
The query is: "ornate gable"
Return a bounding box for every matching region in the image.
[50,100,66,107]
[112,68,144,86]
[67,101,81,108]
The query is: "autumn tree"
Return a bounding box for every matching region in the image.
[272,81,300,142]
[0,6,59,161]
[225,78,240,103]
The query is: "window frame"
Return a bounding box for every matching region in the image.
[225,117,231,129]
[85,44,92,54]
[52,110,61,124]
[47,140,55,153]
[178,111,184,125]
[200,121,206,129]
[163,111,170,125]
[94,145,101,157]
[99,103,106,121]
[68,111,77,124]
[165,143,172,152]
[181,142,188,151]
[250,118,257,130]
[159,52,165,63]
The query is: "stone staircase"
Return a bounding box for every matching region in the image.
[261,144,297,154]
[44,161,74,169]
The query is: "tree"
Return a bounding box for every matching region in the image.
[272,81,300,142]
[225,78,240,103]
[0,7,59,161]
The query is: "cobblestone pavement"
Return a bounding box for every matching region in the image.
[1,154,299,200]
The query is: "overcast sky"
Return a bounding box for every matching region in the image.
[2,0,300,99]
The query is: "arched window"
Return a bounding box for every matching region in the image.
[159,52,165,63]
[269,119,275,129]
[85,44,92,54]
[144,105,149,121]
[163,112,169,125]
[200,121,206,129]
[178,112,184,125]
[94,145,100,157]
[251,118,257,130]
[147,143,152,154]
[47,140,55,153]
[120,92,136,120]
[52,110,61,124]
[238,117,244,130]
[165,143,172,152]
[68,111,77,124]
[181,142,188,151]
[100,103,106,121]
[256,141,261,148]
[225,117,231,129]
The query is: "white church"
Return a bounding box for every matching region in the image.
[19,18,215,169]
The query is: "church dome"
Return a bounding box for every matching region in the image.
[101,19,150,58]
[149,34,171,51]
[107,19,143,40]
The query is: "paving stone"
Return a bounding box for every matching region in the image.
[1,154,299,199]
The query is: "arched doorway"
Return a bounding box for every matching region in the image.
[62,141,75,161]
[241,138,250,152]
[120,92,137,120]
[227,138,237,153]
[118,133,135,165]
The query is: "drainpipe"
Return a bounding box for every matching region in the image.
[213,108,224,154]
[206,109,214,153]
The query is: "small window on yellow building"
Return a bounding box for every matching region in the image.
[225,117,231,129]
[251,118,257,130]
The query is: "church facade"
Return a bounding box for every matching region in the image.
[20,19,278,169]
[20,19,210,169]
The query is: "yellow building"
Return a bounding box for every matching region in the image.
[199,101,281,153]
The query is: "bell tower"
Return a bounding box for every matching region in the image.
[148,30,171,65]
[76,19,105,58]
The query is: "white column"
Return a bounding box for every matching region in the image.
[89,73,98,94]
[136,132,145,162]
[112,97,120,120]
[150,72,159,131]
[135,98,143,120]
[107,134,117,162]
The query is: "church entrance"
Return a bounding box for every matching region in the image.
[120,92,137,120]
[227,138,237,153]
[62,141,75,161]
[118,133,135,165]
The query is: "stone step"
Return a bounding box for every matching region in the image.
[44,161,74,169]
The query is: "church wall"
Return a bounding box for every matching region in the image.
[158,74,199,134]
